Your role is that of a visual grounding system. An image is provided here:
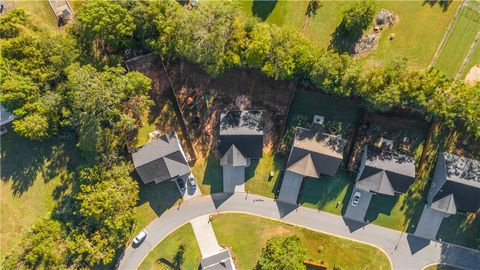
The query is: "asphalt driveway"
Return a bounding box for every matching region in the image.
[222,165,245,193]
[343,188,372,222]
[277,171,303,205]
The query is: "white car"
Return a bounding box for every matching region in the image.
[188,174,197,189]
[351,192,361,206]
[133,230,147,245]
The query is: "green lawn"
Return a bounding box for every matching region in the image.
[0,132,82,261]
[191,152,223,194]
[13,0,58,31]
[461,40,480,79]
[138,223,201,270]
[434,5,480,78]
[437,211,480,249]
[134,181,182,235]
[211,213,391,270]
[245,152,283,198]
[238,0,460,70]
[299,170,355,215]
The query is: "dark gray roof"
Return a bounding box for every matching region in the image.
[132,133,191,184]
[219,111,263,136]
[201,249,235,270]
[219,111,264,159]
[286,128,345,177]
[220,145,247,167]
[358,146,416,194]
[0,104,15,126]
[430,153,480,213]
[443,152,480,185]
[356,170,395,196]
[431,193,457,214]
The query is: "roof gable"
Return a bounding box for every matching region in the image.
[431,193,457,214]
[357,170,395,195]
[220,145,248,167]
[287,154,319,178]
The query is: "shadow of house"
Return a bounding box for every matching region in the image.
[278,119,347,205]
[252,0,278,21]
[354,144,416,222]
[415,153,480,240]
[219,111,264,193]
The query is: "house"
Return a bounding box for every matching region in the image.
[355,143,416,196]
[278,116,346,205]
[0,104,16,136]
[344,141,415,222]
[132,132,191,184]
[427,152,480,214]
[414,152,480,240]
[219,110,263,193]
[200,248,236,270]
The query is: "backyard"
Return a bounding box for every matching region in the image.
[237,0,460,70]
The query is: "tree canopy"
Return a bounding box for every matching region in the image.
[257,235,307,270]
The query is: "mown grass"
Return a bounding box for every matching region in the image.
[245,152,283,198]
[237,0,459,70]
[13,0,58,30]
[0,132,82,261]
[138,223,201,270]
[191,152,223,194]
[211,213,391,270]
[434,6,480,78]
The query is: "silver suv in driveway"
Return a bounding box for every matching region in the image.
[351,192,361,206]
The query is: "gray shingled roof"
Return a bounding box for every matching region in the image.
[431,193,457,214]
[219,111,263,136]
[132,133,191,184]
[201,249,235,270]
[286,127,345,177]
[356,170,395,195]
[0,104,15,126]
[220,145,247,167]
[443,152,480,185]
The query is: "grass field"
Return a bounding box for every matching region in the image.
[434,5,480,78]
[299,170,355,215]
[211,213,391,270]
[192,153,223,194]
[461,38,480,79]
[237,0,460,70]
[0,132,82,261]
[12,0,58,30]
[138,223,201,270]
[245,152,283,198]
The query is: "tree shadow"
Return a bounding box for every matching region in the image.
[329,24,363,54]
[135,175,182,217]
[0,132,80,196]
[422,0,453,12]
[364,194,399,223]
[305,0,322,17]
[252,0,278,21]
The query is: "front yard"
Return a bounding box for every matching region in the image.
[211,213,391,270]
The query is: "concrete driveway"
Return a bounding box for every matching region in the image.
[414,205,450,240]
[278,171,303,205]
[223,165,245,193]
[190,215,223,257]
[175,178,202,201]
[343,188,372,222]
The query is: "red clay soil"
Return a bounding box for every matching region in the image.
[165,61,296,158]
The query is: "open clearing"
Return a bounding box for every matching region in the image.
[434,5,480,78]
[237,0,460,70]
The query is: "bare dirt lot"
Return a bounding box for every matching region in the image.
[126,54,296,159]
[165,62,295,158]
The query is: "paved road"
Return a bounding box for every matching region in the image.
[118,193,480,270]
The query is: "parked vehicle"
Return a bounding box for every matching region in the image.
[188,174,197,189]
[133,230,147,245]
[351,192,361,206]
[176,177,186,191]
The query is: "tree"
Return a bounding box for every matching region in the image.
[257,235,307,270]
[12,113,50,140]
[67,163,139,267]
[75,0,135,53]
[330,0,377,52]
[3,219,68,270]
[64,63,152,162]
[0,8,30,39]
